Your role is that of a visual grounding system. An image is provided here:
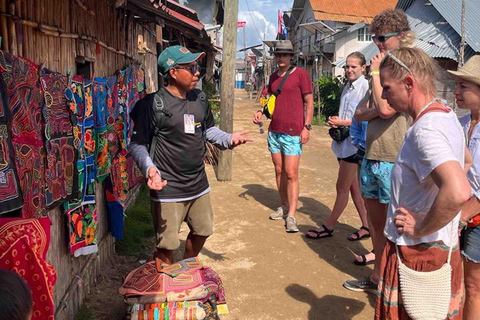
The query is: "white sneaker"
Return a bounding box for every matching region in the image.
[285,216,299,233]
[269,206,288,220]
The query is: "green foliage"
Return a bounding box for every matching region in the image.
[202,81,217,100]
[202,81,220,126]
[314,75,344,121]
[115,185,155,258]
[75,305,94,320]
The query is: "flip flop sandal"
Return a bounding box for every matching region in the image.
[348,226,371,241]
[305,224,334,239]
[354,250,375,266]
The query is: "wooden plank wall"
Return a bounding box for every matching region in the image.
[0,1,158,319]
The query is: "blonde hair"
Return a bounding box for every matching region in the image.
[399,31,416,48]
[380,47,437,95]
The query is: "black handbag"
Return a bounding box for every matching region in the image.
[329,126,350,142]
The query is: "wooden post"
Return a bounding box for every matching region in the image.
[8,1,17,56]
[0,0,9,52]
[217,0,238,181]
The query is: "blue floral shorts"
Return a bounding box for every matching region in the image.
[267,131,302,156]
[359,159,394,204]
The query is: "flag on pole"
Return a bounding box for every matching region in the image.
[278,10,287,38]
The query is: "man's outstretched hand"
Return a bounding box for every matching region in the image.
[147,167,167,191]
[230,130,254,147]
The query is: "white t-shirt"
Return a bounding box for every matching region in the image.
[331,75,369,158]
[459,114,480,200]
[384,109,464,247]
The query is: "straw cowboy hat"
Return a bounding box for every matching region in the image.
[273,40,297,55]
[448,55,480,86]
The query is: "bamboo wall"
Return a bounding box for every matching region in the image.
[0,0,158,92]
[0,1,158,319]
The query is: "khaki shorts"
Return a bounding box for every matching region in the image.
[151,193,214,250]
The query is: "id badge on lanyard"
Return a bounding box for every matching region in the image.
[184,114,195,134]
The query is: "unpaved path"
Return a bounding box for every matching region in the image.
[199,89,375,320]
[85,89,375,320]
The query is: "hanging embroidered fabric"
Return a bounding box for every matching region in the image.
[83,79,96,204]
[0,75,23,215]
[0,217,57,320]
[65,203,98,257]
[93,77,111,182]
[0,51,47,218]
[106,75,120,157]
[64,75,86,206]
[40,69,76,208]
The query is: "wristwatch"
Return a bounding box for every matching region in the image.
[304,124,312,130]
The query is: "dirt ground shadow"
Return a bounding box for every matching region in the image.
[286,283,366,320]
[240,183,375,306]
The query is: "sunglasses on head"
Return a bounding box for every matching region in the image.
[372,32,399,43]
[175,64,199,75]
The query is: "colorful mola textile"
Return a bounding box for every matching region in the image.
[106,75,120,157]
[40,69,76,208]
[0,76,23,214]
[64,75,86,205]
[93,77,110,182]
[127,155,144,189]
[65,203,98,257]
[83,79,96,204]
[0,217,57,320]
[0,51,46,218]
[120,258,227,306]
[129,301,207,320]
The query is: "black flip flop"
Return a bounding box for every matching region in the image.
[354,250,375,266]
[305,224,334,239]
[348,226,371,241]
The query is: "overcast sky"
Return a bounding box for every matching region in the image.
[235,0,294,56]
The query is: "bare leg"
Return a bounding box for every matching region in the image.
[365,199,388,284]
[464,259,480,319]
[350,172,368,229]
[283,154,301,217]
[184,232,209,259]
[307,160,365,237]
[271,152,288,208]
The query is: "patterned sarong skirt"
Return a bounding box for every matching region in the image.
[375,240,464,320]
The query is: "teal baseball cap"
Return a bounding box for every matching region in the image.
[157,45,205,76]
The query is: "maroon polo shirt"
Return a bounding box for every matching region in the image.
[268,68,313,136]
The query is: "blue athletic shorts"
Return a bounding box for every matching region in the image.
[267,131,302,156]
[359,159,394,204]
[462,225,480,263]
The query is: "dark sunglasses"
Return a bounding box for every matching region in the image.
[372,32,399,43]
[175,64,199,75]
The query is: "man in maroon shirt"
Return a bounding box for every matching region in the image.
[253,40,314,233]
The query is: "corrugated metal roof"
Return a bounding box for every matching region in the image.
[334,0,476,67]
[310,0,398,24]
[313,12,373,24]
[429,0,480,52]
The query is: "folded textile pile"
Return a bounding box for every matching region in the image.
[120,257,227,320]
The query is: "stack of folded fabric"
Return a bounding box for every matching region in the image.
[120,257,228,320]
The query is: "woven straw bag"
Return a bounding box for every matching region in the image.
[396,227,455,320]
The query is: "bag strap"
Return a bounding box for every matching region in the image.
[273,66,294,97]
[149,91,172,160]
[396,222,457,267]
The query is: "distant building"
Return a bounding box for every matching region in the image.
[288,0,398,78]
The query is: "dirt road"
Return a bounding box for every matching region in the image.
[199,89,375,320]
